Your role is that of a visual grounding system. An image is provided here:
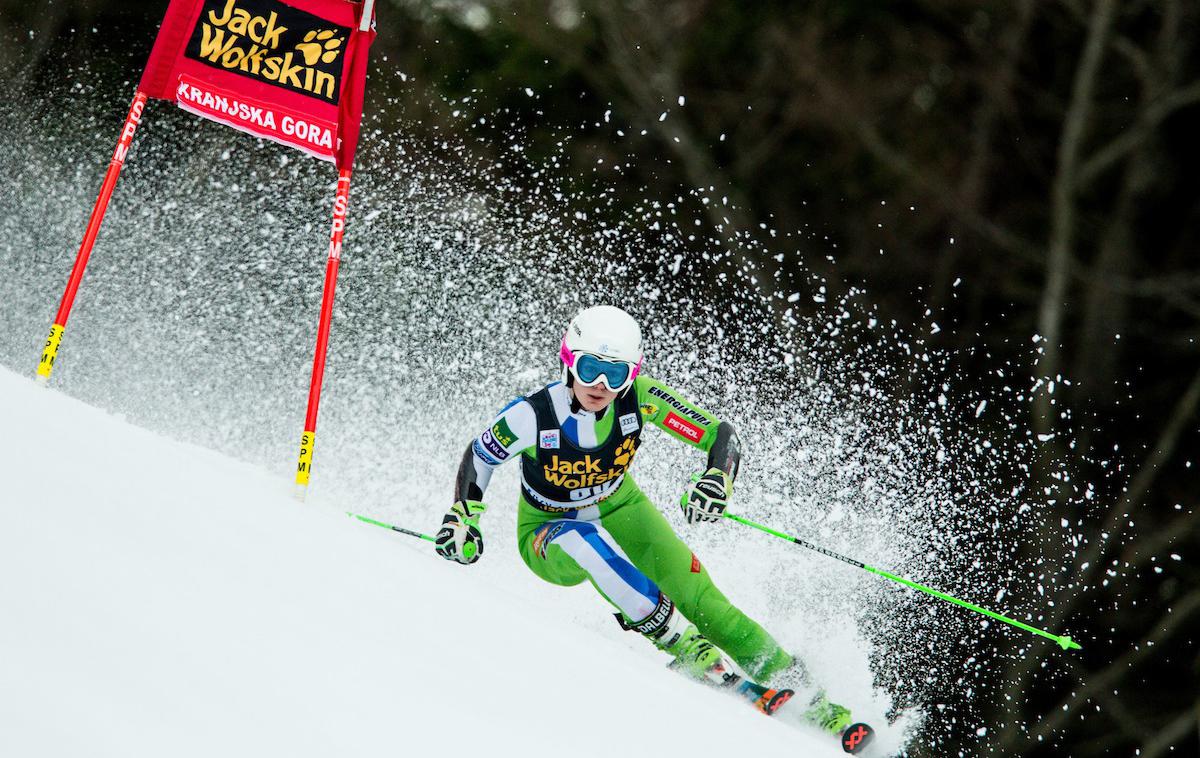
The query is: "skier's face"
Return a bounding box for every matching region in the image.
[575,383,617,412]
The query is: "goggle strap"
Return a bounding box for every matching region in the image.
[561,338,642,392]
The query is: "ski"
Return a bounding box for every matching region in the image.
[669,659,876,753]
[734,677,796,715]
[839,722,876,754]
[740,679,876,754]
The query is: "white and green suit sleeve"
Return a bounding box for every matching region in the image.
[634,375,742,480]
[456,399,537,501]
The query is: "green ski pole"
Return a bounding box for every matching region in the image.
[724,512,1081,651]
[348,512,436,543]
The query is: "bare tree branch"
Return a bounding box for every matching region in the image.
[581,2,838,312]
[931,0,1036,306]
[777,36,1047,270]
[1118,509,1198,568]
[1059,0,1153,82]
[1139,707,1198,758]
[996,367,1200,749]
[1034,0,1116,432]
[1031,590,1200,741]
[1076,79,1200,188]
[1096,687,1153,741]
[1089,367,1200,558]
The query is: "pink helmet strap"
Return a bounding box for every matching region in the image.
[559,336,577,368]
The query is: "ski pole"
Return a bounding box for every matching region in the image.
[723,512,1081,651]
[348,512,436,542]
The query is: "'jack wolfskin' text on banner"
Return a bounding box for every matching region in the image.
[139,0,375,167]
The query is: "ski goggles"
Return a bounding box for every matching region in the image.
[560,341,641,392]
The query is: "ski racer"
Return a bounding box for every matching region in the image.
[434,305,853,733]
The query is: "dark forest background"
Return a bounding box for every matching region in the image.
[2,1,1197,755]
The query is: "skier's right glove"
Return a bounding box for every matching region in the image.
[435,500,487,565]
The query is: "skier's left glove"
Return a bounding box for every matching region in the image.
[435,500,487,565]
[680,468,732,524]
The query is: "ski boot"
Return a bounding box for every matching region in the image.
[798,689,853,735]
[655,611,795,714]
[663,625,796,715]
[620,595,738,687]
[768,658,870,749]
[618,595,795,715]
[660,621,738,686]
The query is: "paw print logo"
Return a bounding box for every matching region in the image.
[296,30,344,66]
[613,438,637,468]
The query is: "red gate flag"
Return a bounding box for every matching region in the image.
[139,0,375,168]
[36,0,378,495]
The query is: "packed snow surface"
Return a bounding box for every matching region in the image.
[0,366,865,757]
[1,70,1096,750]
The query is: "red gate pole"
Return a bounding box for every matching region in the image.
[295,169,353,498]
[36,91,149,385]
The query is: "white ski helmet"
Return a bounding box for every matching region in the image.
[560,305,644,393]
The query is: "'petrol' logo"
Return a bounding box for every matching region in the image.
[664,412,703,443]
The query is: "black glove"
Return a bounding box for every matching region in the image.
[680,468,731,524]
[434,500,486,564]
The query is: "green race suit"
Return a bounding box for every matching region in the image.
[455,375,792,681]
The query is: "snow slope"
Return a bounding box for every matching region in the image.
[0,366,852,757]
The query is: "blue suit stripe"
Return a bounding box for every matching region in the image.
[581,529,659,605]
[548,521,660,608]
[562,416,580,446]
